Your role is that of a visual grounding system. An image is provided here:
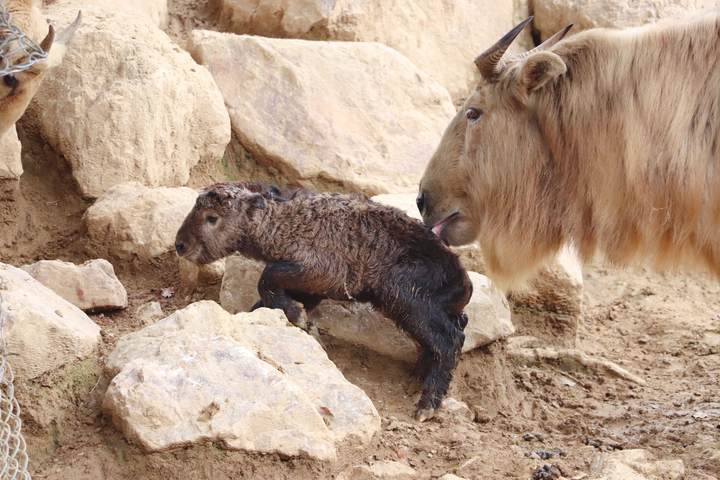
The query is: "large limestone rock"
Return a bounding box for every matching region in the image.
[104,301,379,459]
[589,449,685,480]
[312,271,513,363]
[219,259,513,363]
[534,0,717,40]
[216,0,528,100]
[0,126,22,179]
[22,259,128,312]
[33,6,230,198]
[0,263,101,381]
[189,31,455,194]
[84,183,197,260]
[219,255,264,313]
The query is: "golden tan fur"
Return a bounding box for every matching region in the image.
[0,1,80,136]
[419,13,720,290]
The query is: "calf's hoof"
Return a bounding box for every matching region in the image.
[414,407,436,422]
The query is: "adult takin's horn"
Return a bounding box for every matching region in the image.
[474,16,533,81]
[39,25,55,52]
[57,11,82,45]
[514,23,573,60]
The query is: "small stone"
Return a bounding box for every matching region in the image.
[337,460,417,480]
[22,259,127,312]
[135,302,163,325]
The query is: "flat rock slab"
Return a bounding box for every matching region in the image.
[33,5,230,198]
[22,259,128,312]
[189,31,455,194]
[84,182,197,260]
[104,301,379,460]
[0,263,101,381]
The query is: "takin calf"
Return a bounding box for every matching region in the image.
[175,182,473,421]
[419,13,720,289]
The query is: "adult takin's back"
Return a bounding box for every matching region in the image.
[418,12,720,289]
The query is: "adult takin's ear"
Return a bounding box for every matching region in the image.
[518,51,567,96]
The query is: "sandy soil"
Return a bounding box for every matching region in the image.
[1,3,718,478]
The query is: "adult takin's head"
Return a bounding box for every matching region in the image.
[0,6,82,136]
[175,183,269,265]
[418,17,573,286]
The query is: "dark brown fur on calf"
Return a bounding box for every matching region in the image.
[175,182,473,420]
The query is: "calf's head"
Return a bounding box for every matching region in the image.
[175,183,268,265]
[0,11,81,136]
[418,18,572,284]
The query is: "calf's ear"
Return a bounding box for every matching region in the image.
[518,51,566,96]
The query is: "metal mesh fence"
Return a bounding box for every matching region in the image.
[0,0,47,77]
[0,288,31,480]
[0,7,36,471]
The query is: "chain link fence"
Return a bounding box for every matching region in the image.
[0,1,36,474]
[0,291,30,480]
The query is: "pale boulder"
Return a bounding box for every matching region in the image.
[312,271,512,363]
[104,302,379,458]
[0,126,22,179]
[22,259,128,312]
[216,0,528,100]
[219,255,264,313]
[189,31,455,194]
[84,183,197,260]
[534,0,717,40]
[0,263,101,381]
[33,6,230,198]
[589,449,685,480]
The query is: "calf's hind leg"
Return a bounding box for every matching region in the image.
[381,293,465,421]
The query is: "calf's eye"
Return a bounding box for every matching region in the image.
[466,107,483,121]
[206,215,219,225]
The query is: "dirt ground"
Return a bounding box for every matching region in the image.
[1,2,718,479]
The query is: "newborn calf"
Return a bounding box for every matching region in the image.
[175,182,472,421]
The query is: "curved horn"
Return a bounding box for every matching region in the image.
[57,11,82,45]
[39,25,55,52]
[474,16,533,81]
[514,24,573,61]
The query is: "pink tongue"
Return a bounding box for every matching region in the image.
[432,222,445,237]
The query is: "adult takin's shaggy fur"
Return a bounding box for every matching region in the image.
[175,182,473,420]
[419,13,720,289]
[0,1,81,136]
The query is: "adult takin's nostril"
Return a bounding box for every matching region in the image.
[175,241,187,256]
[416,192,426,214]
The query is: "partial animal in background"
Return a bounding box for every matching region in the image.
[175,182,473,421]
[0,1,81,136]
[419,13,720,289]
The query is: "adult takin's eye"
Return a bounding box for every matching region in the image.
[465,107,483,121]
[206,215,219,225]
[3,75,18,89]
